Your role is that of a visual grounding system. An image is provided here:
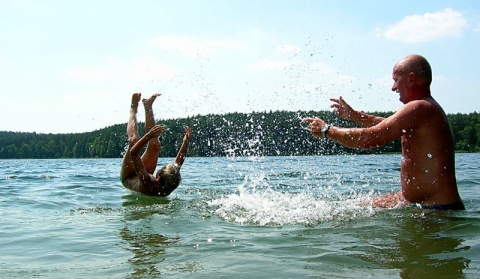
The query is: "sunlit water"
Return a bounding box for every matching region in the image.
[1,154,479,278]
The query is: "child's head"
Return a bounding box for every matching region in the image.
[156,163,182,194]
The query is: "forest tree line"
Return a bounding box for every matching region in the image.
[0,110,479,159]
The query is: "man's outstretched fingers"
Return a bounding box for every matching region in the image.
[302,117,316,123]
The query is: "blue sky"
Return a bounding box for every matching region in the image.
[1,0,479,133]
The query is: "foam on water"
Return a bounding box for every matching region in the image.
[208,172,375,226]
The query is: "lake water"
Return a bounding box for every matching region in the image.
[1,153,479,278]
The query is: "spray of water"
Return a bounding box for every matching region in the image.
[207,171,376,226]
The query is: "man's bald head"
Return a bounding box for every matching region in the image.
[395,54,432,86]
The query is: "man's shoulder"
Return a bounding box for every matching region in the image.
[398,98,441,117]
[387,98,444,130]
[405,98,434,108]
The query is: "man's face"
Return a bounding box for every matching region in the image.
[391,65,410,104]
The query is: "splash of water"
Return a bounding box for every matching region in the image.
[208,173,375,226]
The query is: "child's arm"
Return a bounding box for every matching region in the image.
[174,127,191,167]
[130,125,164,184]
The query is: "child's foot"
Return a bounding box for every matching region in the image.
[131,93,141,111]
[143,93,161,109]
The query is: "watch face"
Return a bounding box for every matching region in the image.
[321,125,330,136]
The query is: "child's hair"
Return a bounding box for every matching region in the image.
[156,164,182,193]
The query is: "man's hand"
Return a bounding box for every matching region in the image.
[330,96,354,120]
[302,117,327,138]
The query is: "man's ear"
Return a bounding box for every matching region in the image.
[409,72,416,84]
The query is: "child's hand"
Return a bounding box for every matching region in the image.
[184,127,191,141]
[148,125,164,138]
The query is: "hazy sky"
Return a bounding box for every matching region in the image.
[1,0,479,133]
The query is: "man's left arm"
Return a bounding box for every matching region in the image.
[303,102,422,150]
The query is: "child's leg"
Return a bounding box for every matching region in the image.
[141,93,161,174]
[120,93,142,180]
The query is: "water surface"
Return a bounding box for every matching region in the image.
[1,154,479,278]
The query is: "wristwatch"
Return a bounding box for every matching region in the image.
[321,124,331,138]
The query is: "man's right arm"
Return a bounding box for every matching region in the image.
[347,109,385,127]
[330,97,384,127]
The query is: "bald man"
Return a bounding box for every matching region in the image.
[303,54,464,210]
